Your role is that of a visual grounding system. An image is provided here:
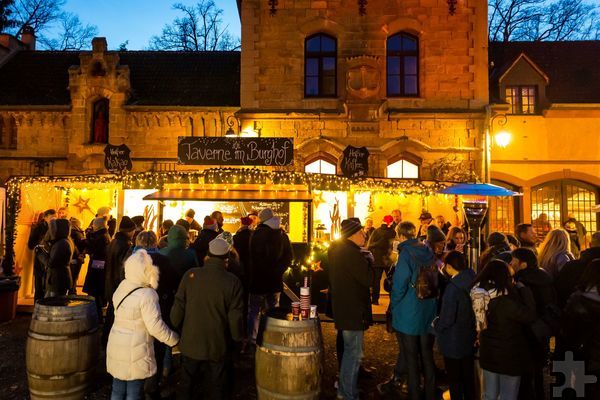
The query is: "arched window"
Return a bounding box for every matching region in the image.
[305,158,336,174]
[386,32,419,97]
[386,157,420,179]
[90,98,109,144]
[531,180,598,245]
[305,34,337,98]
[488,180,521,235]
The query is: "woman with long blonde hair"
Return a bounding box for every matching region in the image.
[538,228,574,279]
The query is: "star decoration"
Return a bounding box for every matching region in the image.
[73,196,92,214]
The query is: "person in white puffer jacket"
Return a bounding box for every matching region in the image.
[106,249,179,400]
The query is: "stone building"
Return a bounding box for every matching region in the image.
[487,41,600,245]
[1,1,600,298]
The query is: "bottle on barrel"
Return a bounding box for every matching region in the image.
[300,277,311,320]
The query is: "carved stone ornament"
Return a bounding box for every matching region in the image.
[345,56,381,100]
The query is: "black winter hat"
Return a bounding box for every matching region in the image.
[487,232,508,247]
[340,219,362,238]
[426,225,446,243]
[119,216,136,232]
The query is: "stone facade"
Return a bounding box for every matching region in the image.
[238,0,488,179]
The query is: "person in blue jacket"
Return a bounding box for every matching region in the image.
[391,221,437,400]
[434,250,477,400]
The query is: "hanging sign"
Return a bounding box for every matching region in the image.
[341,145,369,177]
[178,137,294,166]
[104,144,132,173]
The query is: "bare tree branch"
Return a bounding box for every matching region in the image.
[149,0,240,51]
[37,12,97,50]
[489,0,600,41]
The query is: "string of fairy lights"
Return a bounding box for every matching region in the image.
[2,168,446,275]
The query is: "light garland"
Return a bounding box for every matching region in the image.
[2,168,446,276]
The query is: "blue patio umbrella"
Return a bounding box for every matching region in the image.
[437,183,521,270]
[438,182,521,197]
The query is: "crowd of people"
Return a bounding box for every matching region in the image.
[25,205,600,400]
[329,210,600,400]
[26,206,293,400]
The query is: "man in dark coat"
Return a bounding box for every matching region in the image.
[83,217,111,323]
[515,223,538,255]
[191,216,219,266]
[328,219,371,400]
[171,237,244,400]
[511,248,557,400]
[367,215,396,305]
[27,209,56,301]
[36,218,73,297]
[247,208,293,343]
[103,216,135,344]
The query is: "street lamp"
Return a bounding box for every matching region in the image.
[484,109,510,182]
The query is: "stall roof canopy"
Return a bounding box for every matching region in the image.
[144,188,312,202]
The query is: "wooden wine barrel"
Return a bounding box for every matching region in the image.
[255,308,323,400]
[26,295,100,400]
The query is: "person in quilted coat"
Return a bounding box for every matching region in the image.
[106,249,179,400]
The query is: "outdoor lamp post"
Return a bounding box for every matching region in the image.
[484,110,510,182]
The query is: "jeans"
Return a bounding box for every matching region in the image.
[111,378,144,400]
[338,330,364,400]
[444,356,475,400]
[399,332,436,400]
[482,369,521,400]
[393,332,407,380]
[177,355,226,400]
[247,292,280,342]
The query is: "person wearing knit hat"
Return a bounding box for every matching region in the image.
[208,237,232,257]
[203,216,219,231]
[258,208,274,223]
[247,207,293,344]
[341,218,363,238]
[217,231,234,248]
[118,216,136,233]
[92,206,116,237]
[171,236,243,399]
[191,217,220,267]
[480,232,511,270]
[93,217,108,231]
[328,218,371,399]
[383,215,394,227]
[487,232,508,248]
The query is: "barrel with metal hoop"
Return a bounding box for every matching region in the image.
[26,295,100,400]
[255,308,323,399]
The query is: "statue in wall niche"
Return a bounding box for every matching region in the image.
[92,99,109,143]
[346,55,381,100]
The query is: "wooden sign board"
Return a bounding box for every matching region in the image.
[341,145,369,178]
[178,137,294,166]
[104,144,132,173]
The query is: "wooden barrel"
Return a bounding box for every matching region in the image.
[26,295,99,400]
[255,308,323,399]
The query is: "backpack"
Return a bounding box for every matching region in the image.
[412,263,439,300]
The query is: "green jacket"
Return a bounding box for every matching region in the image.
[170,257,244,361]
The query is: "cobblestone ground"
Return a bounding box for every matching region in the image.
[1,313,556,400]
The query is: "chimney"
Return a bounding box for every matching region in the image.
[20,25,36,50]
